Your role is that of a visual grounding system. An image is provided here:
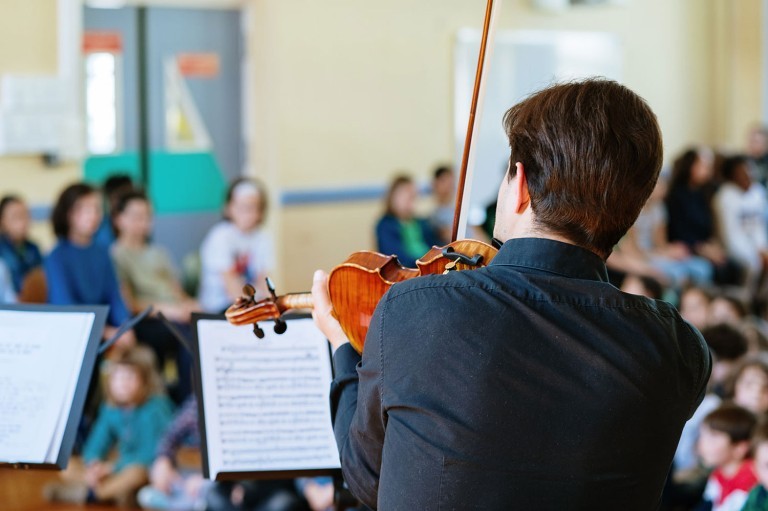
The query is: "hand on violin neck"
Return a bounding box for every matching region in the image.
[311,269,349,352]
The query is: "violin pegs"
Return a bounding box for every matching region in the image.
[273,318,287,335]
[252,324,265,339]
[266,277,278,301]
[242,283,256,299]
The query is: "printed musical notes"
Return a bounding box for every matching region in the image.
[196,318,340,477]
[0,311,95,464]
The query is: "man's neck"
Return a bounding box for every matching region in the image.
[495,209,605,259]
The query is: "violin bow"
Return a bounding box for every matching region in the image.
[451,0,502,242]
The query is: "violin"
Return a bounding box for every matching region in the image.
[225,0,501,354]
[226,239,497,353]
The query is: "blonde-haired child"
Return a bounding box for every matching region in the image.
[46,346,173,507]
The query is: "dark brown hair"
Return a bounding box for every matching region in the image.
[751,420,768,452]
[103,174,134,201]
[670,148,700,189]
[702,323,748,362]
[720,155,750,183]
[703,403,757,443]
[384,174,414,217]
[0,195,22,224]
[51,183,98,239]
[111,190,149,237]
[726,355,768,399]
[502,78,663,258]
[433,165,453,181]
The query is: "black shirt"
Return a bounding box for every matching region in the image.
[331,237,710,510]
[665,184,716,248]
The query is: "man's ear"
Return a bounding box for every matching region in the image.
[514,162,531,214]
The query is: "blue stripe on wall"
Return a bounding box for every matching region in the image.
[29,183,432,219]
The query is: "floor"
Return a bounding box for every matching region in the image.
[0,469,140,511]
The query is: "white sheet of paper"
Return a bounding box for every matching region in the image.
[0,311,94,463]
[197,318,341,477]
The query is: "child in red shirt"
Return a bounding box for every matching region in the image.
[697,403,758,511]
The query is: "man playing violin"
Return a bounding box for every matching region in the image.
[311,78,710,510]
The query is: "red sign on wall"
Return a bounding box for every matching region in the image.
[177,53,220,78]
[82,31,122,53]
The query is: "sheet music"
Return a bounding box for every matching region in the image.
[197,318,340,477]
[0,311,94,463]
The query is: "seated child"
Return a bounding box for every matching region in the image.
[139,395,302,511]
[709,291,768,354]
[729,356,768,416]
[199,178,274,312]
[0,195,42,293]
[296,478,334,511]
[674,325,748,477]
[697,403,758,511]
[45,182,135,351]
[706,324,749,398]
[680,285,713,331]
[138,395,211,510]
[743,422,768,510]
[620,273,664,300]
[45,346,173,507]
[111,190,198,401]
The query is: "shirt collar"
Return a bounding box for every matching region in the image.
[489,237,608,282]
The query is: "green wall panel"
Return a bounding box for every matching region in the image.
[148,151,226,213]
[82,153,142,185]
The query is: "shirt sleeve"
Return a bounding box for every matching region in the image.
[685,323,713,419]
[105,253,130,326]
[156,396,199,461]
[329,298,389,509]
[157,246,182,282]
[82,405,116,463]
[110,247,131,289]
[200,224,234,273]
[134,397,174,467]
[44,251,76,305]
[715,188,751,261]
[419,218,441,248]
[376,216,404,257]
[0,261,16,304]
[250,231,275,277]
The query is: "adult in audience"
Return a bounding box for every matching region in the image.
[429,165,456,244]
[666,147,742,285]
[375,174,440,268]
[713,155,768,295]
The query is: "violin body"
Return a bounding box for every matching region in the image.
[225,239,498,354]
[330,240,498,352]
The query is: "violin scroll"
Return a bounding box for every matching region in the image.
[225,279,313,335]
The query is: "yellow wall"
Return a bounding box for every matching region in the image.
[0,0,58,74]
[0,0,764,292]
[712,0,764,150]
[0,0,80,251]
[246,0,764,291]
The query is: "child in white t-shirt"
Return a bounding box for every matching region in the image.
[199,178,274,313]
